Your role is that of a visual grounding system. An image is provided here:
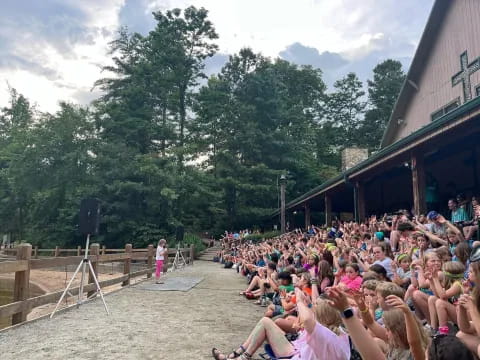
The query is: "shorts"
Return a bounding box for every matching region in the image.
[272,305,284,317]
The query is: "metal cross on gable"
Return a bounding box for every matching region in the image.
[452,50,480,103]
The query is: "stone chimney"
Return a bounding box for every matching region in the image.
[341,148,368,171]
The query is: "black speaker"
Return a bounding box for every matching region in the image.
[175,226,184,243]
[79,198,101,236]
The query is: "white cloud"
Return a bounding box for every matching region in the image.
[0,0,434,112]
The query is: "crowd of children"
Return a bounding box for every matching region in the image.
[211,204,480,360]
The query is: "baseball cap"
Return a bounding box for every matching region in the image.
[427,211,439,220]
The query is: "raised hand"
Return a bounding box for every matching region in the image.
[436,215,446,224]
[458,294,475,311]
[351,290,366,307]
[385,295,409,314]
[423,270,432,280]
[326,287,349,312]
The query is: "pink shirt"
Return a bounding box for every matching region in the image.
[292,322,350,360]
[339,275,363,292]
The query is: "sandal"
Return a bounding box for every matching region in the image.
[227,345,246,359]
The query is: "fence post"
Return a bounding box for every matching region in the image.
[77,246,81,256]
[123,244,132,286]
[147,244,154,279]
[87,243,100,298]
[12,243,32,325]
[102,245,106,255]
[55,246,60,257]
[164,248,169,273]
[34,246,38,259]
[190,244,194,265]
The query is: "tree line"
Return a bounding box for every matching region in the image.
[0,6,405,248]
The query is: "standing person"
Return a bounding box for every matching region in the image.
[156,239,167,284]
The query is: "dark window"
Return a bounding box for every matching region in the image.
[444,99,460,114]
[431,98,460,121]
[476,85,480,97]
[431,109,444,121]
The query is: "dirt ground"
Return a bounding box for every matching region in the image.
[1,265,129,322]
[0,261,263,360]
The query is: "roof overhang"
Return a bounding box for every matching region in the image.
[271,95,480,218]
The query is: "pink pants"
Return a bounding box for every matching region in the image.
[155,260,164,278]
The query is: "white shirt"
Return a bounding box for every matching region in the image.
[156,246,165,260]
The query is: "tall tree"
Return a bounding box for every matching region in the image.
[151,6,219,163]
[324,72,366,146]
[361,59,405,150]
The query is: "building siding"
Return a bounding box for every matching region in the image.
[393,0,480,142]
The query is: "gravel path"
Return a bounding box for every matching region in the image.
[0,261,263,360]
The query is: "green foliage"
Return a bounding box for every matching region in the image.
[362,60,406,150]
[183,233,206,254]
[0,7,406,248]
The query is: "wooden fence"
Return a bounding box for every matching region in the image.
[0,243,194,327]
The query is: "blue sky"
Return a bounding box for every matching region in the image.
[0,0,434,112]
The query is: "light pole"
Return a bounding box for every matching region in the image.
[280,174,287,234]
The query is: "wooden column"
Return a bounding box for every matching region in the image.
[325,194,332,226]
[163,248,169,273]
[77,246,81,256]
[147,244,154,279]
[411,153,427,216]
[280,181,286,234]
[54,246,60,257]
[87,243,99,298]
[101,245,106,255]
[304,203,311,229]
[123,244,132,286]
[12,243,32,325]
[355,181,366,222]
[34,246,38,259]
[190,244,195,265]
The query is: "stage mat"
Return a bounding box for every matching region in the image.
[136,277,203,292]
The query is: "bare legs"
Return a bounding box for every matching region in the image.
[214,317,295,359]
[428,295,439,329]
[274,316,298,334]
[243,275,264,293]
[244,317,295,357]
[412,290,430,323]
[390,230,400,252]
[436,299,457,329]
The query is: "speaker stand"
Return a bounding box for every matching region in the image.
[169,243,187,272]
[50,234,109,318]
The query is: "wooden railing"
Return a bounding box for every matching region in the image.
[0,243,194,327]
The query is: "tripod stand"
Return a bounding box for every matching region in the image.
[50,234,109,318]
[169,243,187,272]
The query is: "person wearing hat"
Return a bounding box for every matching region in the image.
[427,210,448,236]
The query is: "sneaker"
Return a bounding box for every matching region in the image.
[424,324,436,337]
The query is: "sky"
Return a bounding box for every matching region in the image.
[0,0,435,113]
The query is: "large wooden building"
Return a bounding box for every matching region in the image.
[277,0,480,228]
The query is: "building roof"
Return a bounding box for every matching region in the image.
[272,94,480,216]
[381,0,452,147]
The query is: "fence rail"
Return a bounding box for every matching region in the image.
[0,243,194,327]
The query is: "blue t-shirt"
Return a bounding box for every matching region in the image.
[256,259,266,267]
